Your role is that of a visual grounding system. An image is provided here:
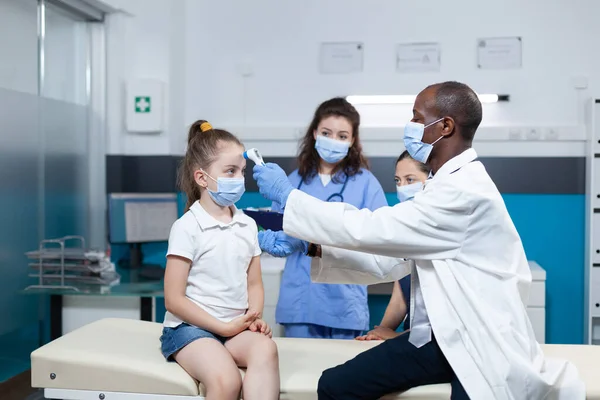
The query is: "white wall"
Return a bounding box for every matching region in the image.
[184,0,599,126]
[105,0,600,157]
[104,0,185,155]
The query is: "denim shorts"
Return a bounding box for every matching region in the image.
[160,323,227,361]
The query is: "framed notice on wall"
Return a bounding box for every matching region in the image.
[319,42,364,74]
[396,42,441,73]
[477,37,522,69]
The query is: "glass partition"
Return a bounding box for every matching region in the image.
[0,0,38,95]
[0,88,42,382]
[42,96,89,240]
[0,0,43,382]
[0,0,101,383]
[44,4,89,105]
[42,4,90,242]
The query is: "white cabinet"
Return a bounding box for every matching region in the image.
[260,254,285,337]
[591,267,600,318]
[527,261,546,344]
[584,97,600,345]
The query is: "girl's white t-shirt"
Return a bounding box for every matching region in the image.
[163,201,261,328]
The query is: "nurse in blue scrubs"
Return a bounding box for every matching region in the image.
[270,97,388,339]
[355,151,431,341]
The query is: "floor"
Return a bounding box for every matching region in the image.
[0,321,43,383]
[0,370,43,400]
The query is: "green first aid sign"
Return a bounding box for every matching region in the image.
[135,96,151,113]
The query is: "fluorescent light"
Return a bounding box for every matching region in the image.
[477,94,499,103]
[346,95,417,105]
[346,94,509,105]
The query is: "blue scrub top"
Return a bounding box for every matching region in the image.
[272,168,388,331]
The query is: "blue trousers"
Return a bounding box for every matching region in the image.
[283,323,362,339]
[317,333,469,400]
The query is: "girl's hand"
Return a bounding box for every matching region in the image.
[369,325,400,340]
[355,332,383,341]
[221,311,260,337]
[249,318,273,338]
[355,326,401,341]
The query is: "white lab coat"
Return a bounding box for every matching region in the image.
[282,148,585,400]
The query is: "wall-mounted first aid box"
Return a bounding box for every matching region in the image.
[126,79,165,133]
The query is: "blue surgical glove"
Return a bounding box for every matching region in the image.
[252,163,294,207]
[258,230,308,258]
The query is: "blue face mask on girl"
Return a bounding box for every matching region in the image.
[396,181,423,203]
[403,117,444,164]
[315,135,351,164]
[202,170,245,207]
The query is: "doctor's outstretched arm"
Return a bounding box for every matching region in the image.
[309,245,412,285]
[284,187,467,260]
[258,229,411,285]
[253,162,468,261]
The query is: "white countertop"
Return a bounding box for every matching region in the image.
[528,261,546,281]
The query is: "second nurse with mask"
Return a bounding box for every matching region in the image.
[356,150,431,341]
[264,97,387,339]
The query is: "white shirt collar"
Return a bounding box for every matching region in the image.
[190,201,248,229]
[433,148,478,178]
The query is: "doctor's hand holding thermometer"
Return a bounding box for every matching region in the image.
[258,97,388,340]
[253,163,294,206]
[253,82,585,400]
[243,148,266,166]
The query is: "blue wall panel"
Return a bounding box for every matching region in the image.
[503,194,585,344]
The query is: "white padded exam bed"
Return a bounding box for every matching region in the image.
[31,318,600,400]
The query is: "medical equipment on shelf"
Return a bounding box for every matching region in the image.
[108,193,177,280]
[31,318,600,400]
[25,235,120,291]
[243,148,266,166]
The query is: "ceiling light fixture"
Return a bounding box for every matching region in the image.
[346,94,510,105]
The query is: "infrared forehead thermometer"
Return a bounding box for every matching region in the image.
[243,148,266,166]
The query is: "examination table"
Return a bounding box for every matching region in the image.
[31,318,600,399]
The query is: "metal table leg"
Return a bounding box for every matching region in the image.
[50,295,62,340]
[140,297,153,321]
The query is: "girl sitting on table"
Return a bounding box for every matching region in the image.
[356,150,431,341]
[160,120,279,400]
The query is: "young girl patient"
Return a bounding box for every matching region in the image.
[160,120,280,400]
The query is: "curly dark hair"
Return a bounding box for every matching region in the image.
[297,97,368,183]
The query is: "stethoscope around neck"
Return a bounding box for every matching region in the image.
[297,173,349,202]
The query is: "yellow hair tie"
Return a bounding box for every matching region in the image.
[200,122,213,132]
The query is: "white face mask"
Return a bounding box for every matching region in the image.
[396,181,424,203]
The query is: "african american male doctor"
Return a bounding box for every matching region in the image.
[252,81,585,400]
